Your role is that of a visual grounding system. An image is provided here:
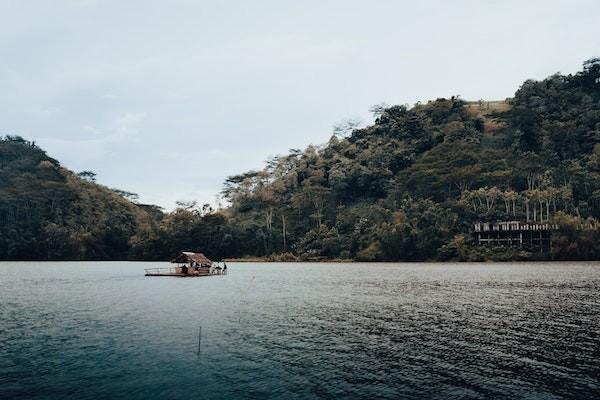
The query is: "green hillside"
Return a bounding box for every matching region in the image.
[215,58,600,261]
[0,137,154,260]
[2,58,599,261]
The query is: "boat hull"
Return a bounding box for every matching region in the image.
[145,273,214,277]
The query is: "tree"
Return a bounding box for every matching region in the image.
[369,102,389,118]
[333,118,363,138]
[77,170,97,182]
[112,188,139,201]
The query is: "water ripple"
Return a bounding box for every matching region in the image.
[1,261,599,399]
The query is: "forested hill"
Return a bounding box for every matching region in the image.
[0,137,157,260]
[2,58,600,261]
[218,58,600,261]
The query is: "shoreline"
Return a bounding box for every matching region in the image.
[223,257,355,263]
[221,257,592,264]
[0,259,598,264]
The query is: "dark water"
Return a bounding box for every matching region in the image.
[1,262,600,399]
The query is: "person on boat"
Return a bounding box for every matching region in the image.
[223,263,227,274]
[192,263,200,275]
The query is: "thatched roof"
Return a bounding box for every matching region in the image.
[170,252,213,265]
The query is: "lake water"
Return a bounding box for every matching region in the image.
[1,262,600,399]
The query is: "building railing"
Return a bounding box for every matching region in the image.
[473,221,559,233]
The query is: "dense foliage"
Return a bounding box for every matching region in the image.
[0,136,150,259]
[2,59,599,261]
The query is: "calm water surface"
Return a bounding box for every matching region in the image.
[1,262,600,399]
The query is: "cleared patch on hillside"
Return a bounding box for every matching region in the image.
[465,100,511,134]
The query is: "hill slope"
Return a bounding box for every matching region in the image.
[217,58,600,261]
[2,58,600,261]
[0,137,154,260]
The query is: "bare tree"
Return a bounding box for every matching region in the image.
[332,118,363,138]
[369,102,389,118]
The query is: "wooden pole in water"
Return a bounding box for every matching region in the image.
[197,326,202,357]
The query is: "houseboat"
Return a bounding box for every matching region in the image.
[144,251,227,277]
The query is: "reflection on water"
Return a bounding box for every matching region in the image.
[1,262,600,399]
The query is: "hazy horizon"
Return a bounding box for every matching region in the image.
[1,0,599,209]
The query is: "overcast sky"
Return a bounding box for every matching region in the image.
[1,0,599,209]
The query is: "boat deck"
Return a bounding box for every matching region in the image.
[144,266,226,277]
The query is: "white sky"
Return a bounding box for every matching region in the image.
[1,0,599,209]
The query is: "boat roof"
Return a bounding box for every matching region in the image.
[170,252,213,265]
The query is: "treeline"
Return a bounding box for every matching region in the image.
[1,59,600,261]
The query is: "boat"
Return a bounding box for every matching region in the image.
[144,251,227,277]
